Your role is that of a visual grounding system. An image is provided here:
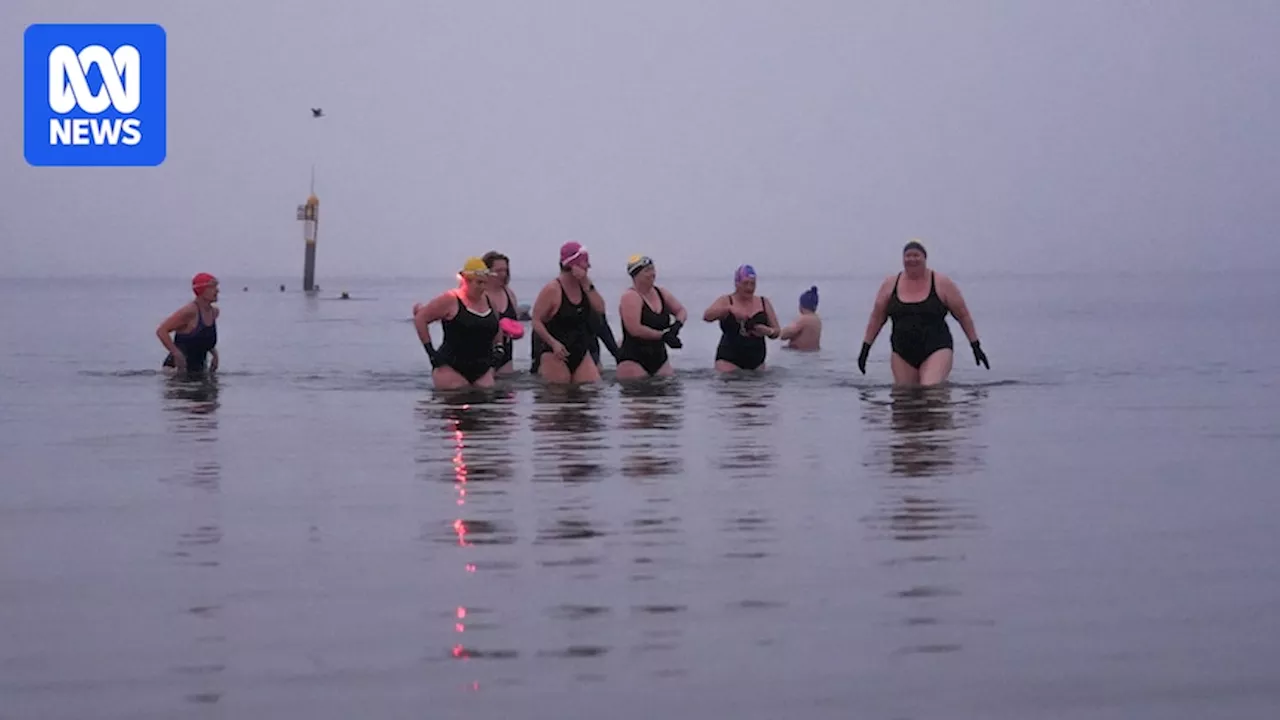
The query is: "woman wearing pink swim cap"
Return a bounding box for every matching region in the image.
[157,273,220,375]
[529,242,606,384]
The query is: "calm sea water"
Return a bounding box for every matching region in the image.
[2,270,1279,719]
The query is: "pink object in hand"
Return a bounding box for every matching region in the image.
[499,317,525,339]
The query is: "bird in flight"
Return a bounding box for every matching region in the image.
[311,108,324,118]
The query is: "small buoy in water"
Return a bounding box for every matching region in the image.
[279,284,285,292]
[340,291,350,299]
[243,286,249,291]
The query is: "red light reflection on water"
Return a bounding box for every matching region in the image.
[451,415,478,689]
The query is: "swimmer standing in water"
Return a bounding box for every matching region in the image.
[615,255,688,379]
[157,273,220,375]
[780,285,822,351]
[481,251,520,375]
[413,257,507,390]
[530,242,606,384]
[703,264,781,372]
[859,239,990,386]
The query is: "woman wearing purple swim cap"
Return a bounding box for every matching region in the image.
[859,239,990,386]
[702,264,780,372]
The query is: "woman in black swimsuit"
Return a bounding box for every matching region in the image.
[858,239,990,386]
[702,264,781,373]
[482,251,521,375]
[616,255,688,379]
[530,242,606,384]
[413,257,503,389]
[157,272,220,375]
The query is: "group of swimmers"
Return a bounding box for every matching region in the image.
[157,239,990,391]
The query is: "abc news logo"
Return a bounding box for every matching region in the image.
[48,44,143,146]
[24,23,167,167]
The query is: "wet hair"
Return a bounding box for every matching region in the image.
[903,240,927,257]
[482,251,509,269]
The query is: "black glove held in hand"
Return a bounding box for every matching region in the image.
[971,340,990,369]
[663,319,684,349]
[423,341,441,368]
[491,343,510,369]
[857,343,871,374]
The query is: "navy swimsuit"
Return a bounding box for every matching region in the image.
[886,271,954,368]
[163,304,217,372]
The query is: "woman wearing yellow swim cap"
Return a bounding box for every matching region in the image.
[412,257,503,389]
[616,255,688,379]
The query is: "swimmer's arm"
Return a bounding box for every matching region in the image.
[596,315,620,358]
[620,292,665,341]
[531,283,561,347]
[583,282,606,315]
[413,294,454,345]
[937,274,980,343]
[156,305,196,356]
[702,295,730,322]
[761,297,782,339]
[664,291,689,325]
[862,277,894,345]
[779,316,803,340]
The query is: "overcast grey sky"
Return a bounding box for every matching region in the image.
[3,0,1278,279]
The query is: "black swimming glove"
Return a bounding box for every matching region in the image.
[857,342,871,374]
[490,343,510,369]
[423,341,441,367]
[971,340,990,369]
[663,319,684,349]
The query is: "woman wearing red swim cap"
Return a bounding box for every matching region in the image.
[157,273,220,374]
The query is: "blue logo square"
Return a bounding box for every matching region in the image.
[24,23,167,167]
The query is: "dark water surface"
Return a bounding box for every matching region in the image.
[2,271,1279,719]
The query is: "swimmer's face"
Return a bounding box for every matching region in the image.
[634,264,656,284]
[569,263,590,280]
[489,259,509,286]
[197,281,219,302]
[903,249,926,270]
[463,273,488,295]
[736,276,756,294]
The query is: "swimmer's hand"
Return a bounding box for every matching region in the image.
[749,323,775,338]
[858,343,871,374]
[550,339,570,361]
[663,320,684,349]
[490,343,509,369]
[971,340,990,369]
[423,341,440,366]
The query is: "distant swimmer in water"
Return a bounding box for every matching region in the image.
[616,255,688,379]
[530,242,606,384]
[158,273,220,375]
[702,264,780,372]
[859,239,990,386]
[413,258,504,390]
[780,285,822,351]
[482,251,520,375]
